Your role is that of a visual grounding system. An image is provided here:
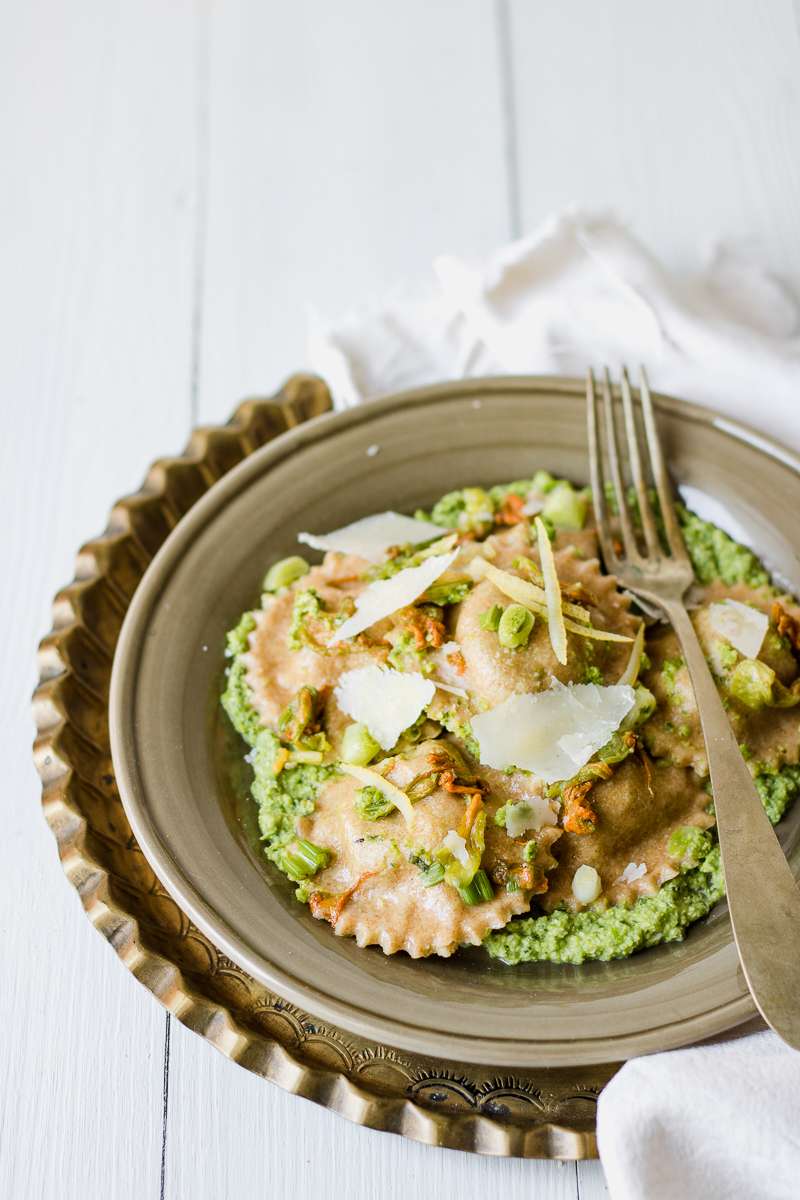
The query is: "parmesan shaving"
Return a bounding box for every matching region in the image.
[618,861,647,884]
[471,681,636,783]
[559,615,634,644]
[339,763,414,824]
[334,666,435,749]
[430,641,466,688]
[618,621,646,686]
[708,598,768,659]
[330,551,458,643]
[431,679,469,698]
[472,558,591,624]
[442,830,469,866]
[521,491,546,516]
[298,511,450,562]
[504,797,556,837]
[535,516,568,665]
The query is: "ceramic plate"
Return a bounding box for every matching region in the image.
[110,377,800,1066]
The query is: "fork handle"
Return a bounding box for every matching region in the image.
[664,601,800,1048]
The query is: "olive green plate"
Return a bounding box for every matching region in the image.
[109,376,800,1070]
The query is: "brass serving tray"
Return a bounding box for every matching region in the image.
[33,376,613,1159]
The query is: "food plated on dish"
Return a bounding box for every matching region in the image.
[222,472,800,965]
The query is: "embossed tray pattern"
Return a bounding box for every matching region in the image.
[32,375,617,1158]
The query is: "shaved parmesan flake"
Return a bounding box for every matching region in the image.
[618,861,647,884]
[504,797,556,837]
[467,556,491,582]
[334,666,434,750]
[522,491,546,516]
[430,641,466,688]
[560,615,633,644]
[339,763,414,824]
[618,621,646,686]
[473,559,591,624]
[471,681,636,783]
[708,599,768,659]
[442,830,469,867]
[535,517,568,665]
[298,511,450,562]
[330,551,458,643]
[572,864,602,904]
[432,679,468,699]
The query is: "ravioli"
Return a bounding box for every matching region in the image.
[454,537,639,707]
[221,477,800,965]
[298,741,560,957]
[540,757,714,912]
[641,581,800,777]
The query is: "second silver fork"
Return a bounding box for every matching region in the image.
[588,365,800,1051]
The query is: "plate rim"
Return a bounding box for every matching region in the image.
[110,374,797,1066]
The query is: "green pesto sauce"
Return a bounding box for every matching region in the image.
[756,764,800,825]
[221,612,335,876]
[485,847,724,965]
[677,504,769,588]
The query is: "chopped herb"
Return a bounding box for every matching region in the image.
[620,683,657,730]
[428,487,494,536]
[278,838,331,881]
[354,785,395,821]
[423,579,473,606]
[386,630,427,671]
[287,588,326,651]
[717,640,739,671]
[457,869,494,905]
[661,656,684,698]
[409,851,446,888]
[367,534,458,580]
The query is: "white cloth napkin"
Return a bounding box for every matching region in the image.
[309,210,800,446]
[598,1027,800,1200]
[307,211,800,1199]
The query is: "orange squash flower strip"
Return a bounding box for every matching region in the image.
[309,870,380,926]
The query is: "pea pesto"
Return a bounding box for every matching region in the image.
[221,475,800,964]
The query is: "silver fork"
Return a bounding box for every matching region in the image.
[588,365,800,1049]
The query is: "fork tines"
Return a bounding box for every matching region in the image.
[586,366,688,568]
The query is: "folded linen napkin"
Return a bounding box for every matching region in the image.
[308,211,800,1198]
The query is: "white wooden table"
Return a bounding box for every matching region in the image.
[4,3,800,1196]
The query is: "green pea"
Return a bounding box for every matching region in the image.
[340,722,380,766]
[263,555,310,592]
[497,603,534,649]
[479,604,504,632]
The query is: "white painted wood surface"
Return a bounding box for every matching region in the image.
[3,1,799,1196]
